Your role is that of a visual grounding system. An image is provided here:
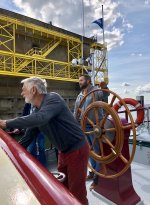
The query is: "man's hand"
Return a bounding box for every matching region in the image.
[0,120,6,129]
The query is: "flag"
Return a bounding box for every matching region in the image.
[92,18,103,29]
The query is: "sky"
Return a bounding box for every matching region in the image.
[0,0,150,103]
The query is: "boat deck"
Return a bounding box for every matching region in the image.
[87,162,149,205]
[47,149,150,205]
[0,144,149,205]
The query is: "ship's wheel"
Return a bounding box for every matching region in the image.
[76,89,136,178]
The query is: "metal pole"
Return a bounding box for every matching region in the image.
[91,54,95,86]
[81,0,85,59]
[102,5,108,83]
[102,5,105,44]
[90,48,95,86]
[146,108,150,133]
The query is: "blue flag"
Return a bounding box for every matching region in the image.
[92,18,103,29]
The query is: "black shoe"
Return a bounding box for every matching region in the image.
[86,171,94,180]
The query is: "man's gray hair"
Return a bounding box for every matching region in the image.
[21,76,47,94]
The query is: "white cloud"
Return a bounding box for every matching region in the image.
[131,53,135,56]
[135,83,150,94]
[11,0,133,51]
[130,52,143,57]
[122,82,131,86]
[145,0,150,5]
[120,0,150,13]
[125,23,133,29]
[104,27,125,50]
[122,18,133,32]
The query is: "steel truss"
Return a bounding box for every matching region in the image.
[0,13,108,83]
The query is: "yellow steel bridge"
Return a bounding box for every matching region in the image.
[0,9,108,83]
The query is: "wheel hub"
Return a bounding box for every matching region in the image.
[94,126,102,138]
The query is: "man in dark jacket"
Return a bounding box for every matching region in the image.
[0,76,89,205]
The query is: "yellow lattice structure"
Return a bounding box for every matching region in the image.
[0,10,108,83]
[91,42,108,84]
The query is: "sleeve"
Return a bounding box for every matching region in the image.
[18,127,39,148]
[6,95,63,129]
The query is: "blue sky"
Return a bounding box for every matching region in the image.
[108,0,150,103]
[0,0,150,103]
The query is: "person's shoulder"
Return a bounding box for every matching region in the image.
[46,92,60,99]
[49,92,61,97]
[46,92,64,103]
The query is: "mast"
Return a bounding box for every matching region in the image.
[81,0,85,59]
[92,4,107,85]
[91,48,95,86]
[101,5,108,84]
[102,5,105,44]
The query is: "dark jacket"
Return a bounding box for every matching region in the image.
[6,92,86,153]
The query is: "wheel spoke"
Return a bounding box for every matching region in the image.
[90,136,97,150]
[102,135,115,149]
[103,128,116,132]
[99,138,104,157]
[99,139,107,175]
[78,107,95,127]
[100,113,109,127]
[85,130,95,135]
[122,125,132,130]
[78,108,83,113]
[94,108,99,124]
[92,92,99,124]
[119,153,128,164]
[86,117,95,127]
[103,137,117,156]
[111,148,117,155]
[109,95,116,107]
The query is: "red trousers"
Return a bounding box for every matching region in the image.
[58,142,89,205]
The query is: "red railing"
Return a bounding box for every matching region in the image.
[0,129,81,205]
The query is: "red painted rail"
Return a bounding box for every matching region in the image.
[0,129,81,205]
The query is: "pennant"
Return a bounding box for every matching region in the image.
[92,18,103,29]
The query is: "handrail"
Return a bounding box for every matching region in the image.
[0,129,81,205]
[117,106,150,114]
[116,106,150,129]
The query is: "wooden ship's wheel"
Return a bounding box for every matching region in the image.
[76,89,137,178]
